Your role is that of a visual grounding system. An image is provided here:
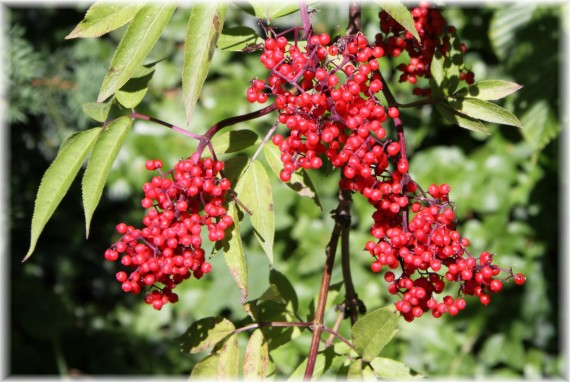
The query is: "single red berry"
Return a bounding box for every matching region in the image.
[388,107,400,119]
[514,273,526,285]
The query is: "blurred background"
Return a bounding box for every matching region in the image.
[5,2,564,378]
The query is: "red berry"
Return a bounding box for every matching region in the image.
[514,273,526,285]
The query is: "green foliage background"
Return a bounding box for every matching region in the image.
[7,3,563,378]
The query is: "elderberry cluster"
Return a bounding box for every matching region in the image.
[375,1,475,96]
[247,3,525,321]
[104,158,233,310]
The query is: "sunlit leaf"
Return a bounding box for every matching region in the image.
[217,334,239,378]
[217,26,262,51]
[25,128,102,261]
[453,80,523,101]
[209,129,259,155]
[243,329,269,379]
[97,3,176,102]
[115,61,158,108]
[378,1,421,42]
[233,160,274,264]
[183,2,227,123]
[449,98,523,128]
[178,317,235,354]
[250,2,300,21]
[347,358,363,379]
[436,103,490,134]
[190,353,220,378]
[351,306,399,362]
[82,100,112,122]
[369,357,423,379]
[65,2,143,39]
[82,117,131,237]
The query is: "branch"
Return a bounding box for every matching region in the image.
[341,211,359,325]
[304,189,352,380]
[346,0,362,35]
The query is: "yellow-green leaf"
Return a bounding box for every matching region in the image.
[217,26,262,51]
[65,2,143,39]
[436,103,490,134]
[351,306,399,362]
[178,316,235,354]
[115,61,158,108]
[183,2,227,124]
[217,334,239,379]
[25,128,102,261]
[97,3,176,102]
[209,128,259,155]
[82,117,131,237]
[449,98,523,128]
[190,353,220,378]
[378,1,421,42]
[369,357,423,379]
[233,160,274,264]
[243,329,269,379]
[453,80,523,101]
[82,100,112,123]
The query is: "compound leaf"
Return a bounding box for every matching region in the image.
[97,3,176,102]
[243,329,269,379]
[183,2,227,124]
[351,306,399,362]
[233,160,274,264]
[65,2,143,39]
[378,1,421,42]
[25,128,102,261]
[82,117,131,238]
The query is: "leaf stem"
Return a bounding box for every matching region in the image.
[131,112,203,140]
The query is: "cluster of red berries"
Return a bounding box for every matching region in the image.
[247,4,525,321]
[375,1,474,96]
[104,158,233,310]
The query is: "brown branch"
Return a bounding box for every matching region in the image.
[346,1,362,35]
[304,189,352,380]
[341,212,359,325]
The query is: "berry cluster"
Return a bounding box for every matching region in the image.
[104,158,233,310]
[247,4,525,321]
[375,1,474,96]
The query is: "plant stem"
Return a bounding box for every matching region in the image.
[304,189,352,381]
[346,0,361,35]
[131,112,202,141]
[341,212,359,325]
[234,321,311,334]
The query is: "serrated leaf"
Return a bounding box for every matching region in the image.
[210,129,259,155]
[82,100,112,123]
[347,358,363,380]
[178,317,235,354]
[449,98,523,128]
[233,160,274,263]
[190,353,220,378]
[351,306,399,362]
[115,61,158,108]
[65,2,143,39]
[250,2,300,21]
[183,2,227,124]
[436,103,490,134]
[25,128,102,261]
[378,1,421,42]
[370,357,423,379]
[217,26,262,51]
[217,334,239,379]
[216,202,248,303]
[82,117,131,237]
[521,100,559,152]
[453,80,523,101]
[243,329,269,379]
[489,4,536,60]
[263,143,321,209]
[97,3,176,102]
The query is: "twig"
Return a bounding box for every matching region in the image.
[346,1,362,35]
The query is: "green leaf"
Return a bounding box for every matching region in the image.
[250,2,300,21]
[369,357,423,379]
[288,348,336,380]
[263,143,321,209]
[243,329,269,379]
[217,202,248,303]
[269,269,298,311]
[210,129,259,155]
[307,281,342,321]
[82,100,112,123]
[97,3,176,102]
[436,103,490,134]
[347,358,363,380]
[82,117,131,237]
[449,98,523,128]
[24,128,102,261]
[217,334,239,379]
[489,4,536,60]
[378,1,421,42]
[190,353,220,378]
[520,100,559,152]
[65,2,143,39]
[217,26,262,51]
[115,61,158,108]
[453,80,523,101]
[443,31,463,95]
[178,317,235,354]
[183,2,227,123]
[351,306,399,362]
[233,160,274,264]
[429,48,444,95]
